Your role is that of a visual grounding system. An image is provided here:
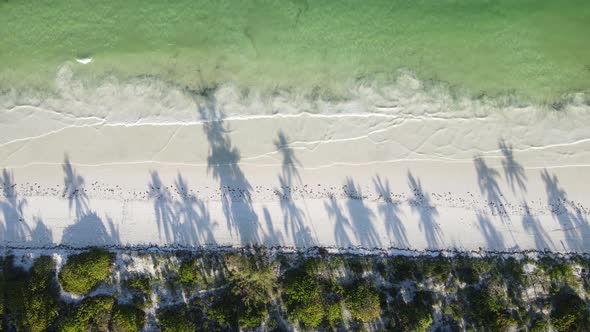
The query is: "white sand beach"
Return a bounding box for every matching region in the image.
[1,69,589,252]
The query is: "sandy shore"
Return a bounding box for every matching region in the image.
[1,71,589,252]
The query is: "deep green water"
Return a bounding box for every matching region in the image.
[1,0,589,101]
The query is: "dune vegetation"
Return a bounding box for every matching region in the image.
[0,248,589,331]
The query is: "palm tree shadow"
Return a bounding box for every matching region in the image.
[199,102,259,245]
[474,155,509,222]
[62,155,89,219]
[373,175,407,248]
[30,217,53,244]
[60,157,120,246]
[521,201,553,251]
[407,171,441,249]
[476,212,505,250]
[62,212,120,246]
[261,206,284,245]
[274,131,302,184]
[174,174,216,245]
[0,169,31,242]
[499,139,527,193]
[148,171,176,243]
[273,131,312,247]
[276,175,312,246]
[541,169,588,250]
[325,197,352,247]
[344,178,379,248]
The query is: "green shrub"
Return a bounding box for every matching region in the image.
[393,290,434,332]
[1,256,28,330]
[463,285,516,331]
[226,255,276,328]
[327,302,342,323]
[22,256,59,332]
[125,274,151,294]
[58,249,114,295]
[207,288,238,326]
[178,259,199,286]
[111,304,146,332]
[157,305,196,332]
[58,296,115,332]
[284,272,325,327]
[550,287,590,332]
[345,282,381,323]
[390,256,419,281]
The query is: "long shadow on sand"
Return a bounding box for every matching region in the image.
[521,201,554,251]
[373,175,407,248]
[0,169,31,242]
[407,171,441,249]
[499,139,527,194]
[199,103,259,245]
[325,197,352,247]
[174,174,216,245]
[274,131,313,247]
[60,157,120,246]
[148,171,176,243]
[476,212,505,250]
[344,178,380,248]
[62,156,89,219]
[541,169,589,251]
[473,155,509,222]
[0,169,53,245]
[148,172,217,246]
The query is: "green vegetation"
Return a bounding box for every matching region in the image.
[345,282,381,323]
[22,256,60,332]
[58,248,114,295]
[124,274,153,310]
[1,0,589,101]
[463,283,517,330]
[157,305,199,332]
[111,304,146,332]
[0,256,59,332]
[284,271,324,327]
[0,250,588,331]
[58,296,115,332]
[550,287,590,332]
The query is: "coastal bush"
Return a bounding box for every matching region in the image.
[538,257,574,287]
[284,271,325,327]
[550,287,590,332]
[392,290,434,332]
[390,256,419,281]
[345,281,381,322]
[111,304,146,332]
[58,296,115,332]
[1,256,28,330]
[125,274,151,294]
[422,256,451,283]
[178,259,200,286]
[1,256,59,332]
[124,274,153,310]
[22,256,59,332]
[463,284,516,331]
[157,305,197,332]
[223,254,277,328]
[58,248,114,295]
[207,287,239,326]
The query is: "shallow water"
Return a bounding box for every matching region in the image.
[1,0,589,100]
